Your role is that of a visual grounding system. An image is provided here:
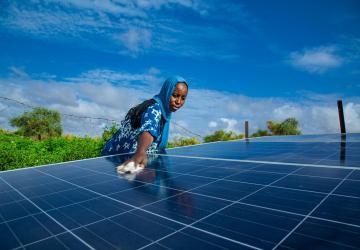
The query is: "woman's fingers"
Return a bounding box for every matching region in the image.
[117,152,148,173]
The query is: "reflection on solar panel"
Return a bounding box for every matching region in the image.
[1,134,359,249]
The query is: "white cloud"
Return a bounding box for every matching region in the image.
[344,102,360,132]
[0,1,255,59]
[58,0,146,17]
[1,68,360,138]
[114,27,152,55]
[0,67,162,136]
[273,105,303,120]
[288,46,344,73]
[220,118,239,133]
[208,121,217,128]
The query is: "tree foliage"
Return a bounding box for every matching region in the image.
[267,118,301,135]
[251,129,270,138]
[167,137,200,148]
[204,130,244,143]
[10,107,62,140]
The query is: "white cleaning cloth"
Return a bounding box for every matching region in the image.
[117,161,144,174]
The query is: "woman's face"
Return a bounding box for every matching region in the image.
[169,83,188,112]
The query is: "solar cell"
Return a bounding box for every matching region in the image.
[0,134,359,249]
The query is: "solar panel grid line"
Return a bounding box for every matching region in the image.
[0,213,24,249]
[263,142,326,165]
[91,161,359,224]
[72,158,261,196]
[0,184,81,209]
[226,168,349,181]
[2,156,358,248]
[138,165,305,249]
[158,153,360,170]
[4,171,358,250]
[124,161,360,200]
[244,183,358,226]
[1,134,359,249]
[307,214,360,229]
[56,203,173,249]
[33,167,263,249]
[191,213,296,250]
[166,137,250,151]
[12,187,233,250]
[232,200,360,230]
[155,231,231,250]
[287,232,354,250]
[83,158,359,204]
[11,231,74,250]
[13,204,138,249]
[1,152,133,173]
[269,184,360,201]
[272,169,355,249]
[103,162,359,234]
[0,158,256,248]
[312,149,343,166]
[0,176,95,250]
[10,199,63,246]
[139,226,262,250]
[52,157,303,249]
[0,189,103,227]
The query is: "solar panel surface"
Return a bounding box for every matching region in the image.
[0,133,359,249]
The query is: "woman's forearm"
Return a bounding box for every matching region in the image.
[136,132,154,153]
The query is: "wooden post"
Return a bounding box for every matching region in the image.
[245,121,249,139]
[337,100,346,134]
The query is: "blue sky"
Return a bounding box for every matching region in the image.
[0,0,360,137]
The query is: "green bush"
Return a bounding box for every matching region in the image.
[167,137,200,148]
[267,118,301,135]
[251,129,270,138]
[204,130,244,143]
[0,133,104,171]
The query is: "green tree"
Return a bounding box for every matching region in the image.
[267,118,301,135]
[102,122,120,141]
[251,129,269,138]
[10,107,62,140]
[204,130,244,143]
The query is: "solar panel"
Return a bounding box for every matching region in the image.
[0,134,359,249]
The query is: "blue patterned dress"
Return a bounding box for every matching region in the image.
[101,102,163,155]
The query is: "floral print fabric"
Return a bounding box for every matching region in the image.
[101,102,162,155]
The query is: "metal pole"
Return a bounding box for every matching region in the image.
[337,100,346,134]
[245,121,249,139]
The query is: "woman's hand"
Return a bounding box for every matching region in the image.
[118,132,154,170]
[126,150,148,168]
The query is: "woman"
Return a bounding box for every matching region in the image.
[101,75,188,168]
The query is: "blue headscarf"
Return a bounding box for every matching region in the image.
[153,75,187,149]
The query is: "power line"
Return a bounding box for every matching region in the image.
[0,96,204,138]
[172,121,203,139]
[0,96,118,122]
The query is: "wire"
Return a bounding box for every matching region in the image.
[172,121,203,139]
[0,96,118,122]
[0,96,205,138]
